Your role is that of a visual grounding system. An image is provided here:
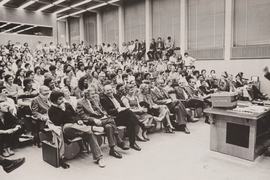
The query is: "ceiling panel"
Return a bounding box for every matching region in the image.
[0,0,120,20]
[24,1,47,11]
[13,25,33,32]
[4,0,27,7]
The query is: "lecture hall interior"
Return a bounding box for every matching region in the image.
[0,0,270,179]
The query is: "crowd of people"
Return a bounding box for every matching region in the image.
[0,37,269,171]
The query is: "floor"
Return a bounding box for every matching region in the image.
[1,120,270,180]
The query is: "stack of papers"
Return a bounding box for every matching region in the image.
[227,105,270,114]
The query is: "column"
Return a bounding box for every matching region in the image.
[79,14,85,44]
[180,0,186,55]
[96,10,103,45]
[65,19,69,43]
[118,0,125,51]
[224,0,233,61]
[52,13,58,44]
[145,0,152,53]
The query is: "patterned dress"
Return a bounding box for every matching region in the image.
[123,96,152,123]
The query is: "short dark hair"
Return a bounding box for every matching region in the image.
[193,70,200,75]
[101,65,107,71]
[110,73,117,80]
[122,73,128,80]
[116,83,124,91]
[34,66,41,73]
[49,65,57,71]
[187,76,194,83]
[50,91,64,103]
[16,59,22,65]
[4,74,12,82]
[23,78,33,87]
[44,77,53,87]
[126,69,132,73]
[25,70,34,78]
[25,63,30,68]
[0,86,6,93]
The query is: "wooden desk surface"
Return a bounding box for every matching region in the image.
[204,107,270,120]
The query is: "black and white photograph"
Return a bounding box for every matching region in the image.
[0,0,270,179]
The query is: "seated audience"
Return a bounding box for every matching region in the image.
[151,79,191,133]
[100,85,151,151]
[48,91,106,168]
[76,88,129,159]
[122,84,154,141]
[139,84,175,133]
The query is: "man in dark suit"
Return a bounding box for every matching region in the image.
[133,39,141,59]
[76,88,129,159]
[184,77,211,124]
[100,85,150,151]
[151,79,190,134]
[138,40,146,61]
[147,38,156,61]
[155,37,164,60]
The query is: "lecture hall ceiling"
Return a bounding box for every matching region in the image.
[0,0,120,19]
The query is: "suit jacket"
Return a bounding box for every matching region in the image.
[31,96,50,121]
[76,98,101,125]
[139,43,146,52]
[184,86,198,97]
[149,42,156,51]
[100,94,125,116]
[156,41,164,51]
[48,103,79,126]
[151,87,179,111]
[134,43,141,52]
[174,86,187,100]
[150,87,170,105]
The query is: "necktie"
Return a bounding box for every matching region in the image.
[87,99,97,115]
[110,96,121,109]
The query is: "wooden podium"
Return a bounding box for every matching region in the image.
[204,107,270,161]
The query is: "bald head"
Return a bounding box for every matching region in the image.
[104,85,113,98]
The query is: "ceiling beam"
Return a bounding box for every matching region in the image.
[18,0,36,10]
[87,2,107,10]
[0,0,10,6]
[36,0,65,12]
[15,26,36,34]
[0,23,10,28]
[56,1,109,20]
[70,0,92,8]
[107,0,120,4]
[54,7,71,14]
[0,24,24,33]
